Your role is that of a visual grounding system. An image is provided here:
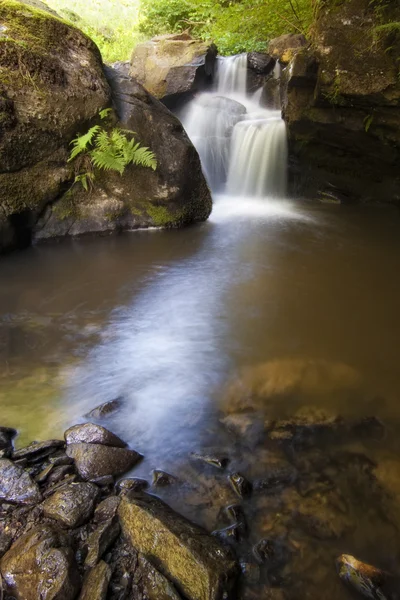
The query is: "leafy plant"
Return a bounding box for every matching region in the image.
[68,110,157,192]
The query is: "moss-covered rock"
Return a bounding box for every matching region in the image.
[283,0,400,204]
[34,68,212,240]
[0,0,110,251]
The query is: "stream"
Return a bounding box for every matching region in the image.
[1,54,400,598]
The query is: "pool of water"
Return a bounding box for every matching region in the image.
[1,196,400,598]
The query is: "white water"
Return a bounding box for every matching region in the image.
[182,53,287,198]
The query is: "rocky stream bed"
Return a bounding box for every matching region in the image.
[1,399,400,600]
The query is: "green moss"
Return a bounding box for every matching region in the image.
[52,192,80,220]
[129,200,184,228]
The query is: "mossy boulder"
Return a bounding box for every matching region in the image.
[0,0,110,251]
[283,0,400,204]
[34,67,212,239]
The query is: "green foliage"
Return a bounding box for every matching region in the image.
[68,111,157,192]
[138,0,314,55]
[363,113,374,132]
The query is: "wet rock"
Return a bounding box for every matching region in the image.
[92,475,115,487]
[35,464,55,483]
[79,560,112,600]
[66,443,142,480]
[336,554,386,599]
[46,464,75,486]
[247,52,275,75]
[1,525,80,600]
[0,529,13,558]
[94,496,121,523]
[86,399,123,420]
[116,477,149,494]
[269,407,343,446]
[118,492,238,600]
[42,474,77,498]
[139,554,183,600]
[0,459,41,505]
[252,536,291,570]
[65,423,127,448]
[228,473,252,499]
[85,518,120,567]
[49,453,74,466]
[152,470,178,487]
[42,482,99,528]
[13,439,65,461]
[190,452,229,470]
[212,524,240,545]
[219,504,247,536]
[0,427,17,451]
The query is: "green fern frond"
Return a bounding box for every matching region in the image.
[131,146,157,170]
[94,129,111,152]
[99,108,113,120]
[68,126,101,161]
[91,149,126,174]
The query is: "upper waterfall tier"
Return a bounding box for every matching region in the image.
[217,54,248,96]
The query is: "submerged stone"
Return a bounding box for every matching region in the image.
[42,482,100,528]
[118,492,238,600]
[190,452,229,470]
[1,525,80,600]
[212,524,240,545]
[0,459,41,505]
[66,443,142,480]
[116,477,149,494]
[152,470,178,487]
[336,554,387,600]
[64,423,127,448]
[228,472,252,499]
[86,398,123,420]
[79,560,111,600]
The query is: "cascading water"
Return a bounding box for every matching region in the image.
[182,53,287,198]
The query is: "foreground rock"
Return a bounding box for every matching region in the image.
[42,482,99,527]
[35,67,212,240]
[119,492,238,600]
[129,33,217,103]
[1,525,80,600]
[65,423,126,448]
[283,0,400,204]
[0,459,41,505]
[336,554,386,599]
[66,443,142,480]
[79,560,111,600]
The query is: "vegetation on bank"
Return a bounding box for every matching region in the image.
[44,0,313,60]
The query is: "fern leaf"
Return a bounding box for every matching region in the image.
[94,129,111,152]
[99,108,113,120]
[90,149,126,175]
[131,146,157,170]
[68,126,101,161]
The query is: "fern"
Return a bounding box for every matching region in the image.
[68,112,157,192]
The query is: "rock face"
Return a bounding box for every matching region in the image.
[118,492,238,600]
[268,34,306,64]
[64,423,127,448]
[34,67,212,239]
[283,0,400,204]
[42,482,99,527]
[1,525,80,600]
[0,0,110,253]
[130,33,217,103]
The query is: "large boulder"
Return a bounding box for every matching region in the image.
[66,442,142,480]
[41,482,100,528]
[283,0,400,204]
[130,33,217,103]
[34,68,212,239]
[118,492,238,600]
[0,0,110,252]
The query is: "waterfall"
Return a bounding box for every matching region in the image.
[182,53,287,199]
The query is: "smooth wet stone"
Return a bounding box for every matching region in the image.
[118,492,238,600]
[94,496,121,523]
[42,482,99,528]
[86,399,123,420]
[66,443,142,480]
[139,554,183,600]
[46,464,75,486]
[85,517,120,567]
[65,423,126,448]
[13,439,65,460]
[79,560,112,600]
[0,426,17,451]
[228,472,252,498]
[0,459,42,505]
[116,477,149,494]
[152,470,178,486]
[1,525,80,600]
[336,554,386,599]
[92,475,115,487]
[190,452,229,470]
